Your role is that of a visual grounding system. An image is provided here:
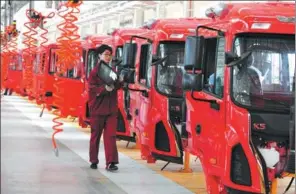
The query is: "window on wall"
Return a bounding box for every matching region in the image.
[203,37,225,98]
[139,44,152,88]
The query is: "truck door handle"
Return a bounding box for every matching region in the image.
[210,100,220,111]
[196,124,201,134]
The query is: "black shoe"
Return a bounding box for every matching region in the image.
[106,163,118,171]
[90,163,97,169]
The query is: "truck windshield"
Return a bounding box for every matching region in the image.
[86,49,97,79]
[156,41,185,97]
[232,34,295,111]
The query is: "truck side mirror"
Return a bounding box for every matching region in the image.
[182,73,203,91]
[225,52,239,64]
[184,36,205,71]
[122,43,137,68]
[151,55,168,66]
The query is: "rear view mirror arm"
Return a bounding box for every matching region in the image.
[113,60,122,66]
[151,55,168,66]
[226,51,252,67]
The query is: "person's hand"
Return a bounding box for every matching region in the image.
[105,84,114,92]
[119,74,124,82]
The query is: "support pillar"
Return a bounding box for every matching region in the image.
[4,0,8,28]
[184,0,194,17]
[179,151,193,173]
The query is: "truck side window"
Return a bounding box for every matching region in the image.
[86,50,97,79]
[83,49,86,64]
[49,50,56,74]
[68,64,81,79]
[68,68,74,78]
[33,54,39,74]
[115,46,123,60]
[40,53,46,74]
[203,37,225,98]
[17,55,22,71]
[139,44,152,88]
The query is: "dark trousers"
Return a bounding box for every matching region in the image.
[89,114,119,165]
[4,88,13,95]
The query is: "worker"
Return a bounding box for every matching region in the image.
[88,44,123,171]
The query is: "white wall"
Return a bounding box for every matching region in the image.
[13,0,292,45]
[193,1,222,18]
[164,1,184,18]
[144,8,156,22]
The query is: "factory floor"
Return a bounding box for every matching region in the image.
[1,95,295,194]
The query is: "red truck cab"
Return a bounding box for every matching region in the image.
[14,50,24,95]
[105,28,154,143]
[50,41,84,118]
[30,43,58,111]
[120,18,210,164]
[6,51,23,95]
[182,2,295,193]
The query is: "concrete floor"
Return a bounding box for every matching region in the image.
[1,95,295,194]
[1,100,127,194]
[1,95,193,194]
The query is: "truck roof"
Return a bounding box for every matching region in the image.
[221,2,294,20]
[82,35,111,49]
[108,28,150,46]
[203,2,295,35]
[137,18,211,41]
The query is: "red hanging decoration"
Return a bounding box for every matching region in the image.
[51,0,83,156]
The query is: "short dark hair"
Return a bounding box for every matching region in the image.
[96,44,112,54]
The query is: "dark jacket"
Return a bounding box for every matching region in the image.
[88,62,122,116]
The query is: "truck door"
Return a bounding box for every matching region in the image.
[191,36,226,170]
[136,43,153,141]
[114,46,130,134]
[67,58,84,116]
[37,52,46,96]
[152,41,185,164]
[84,49,97,119]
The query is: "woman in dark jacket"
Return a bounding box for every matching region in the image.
[88,44,123,171]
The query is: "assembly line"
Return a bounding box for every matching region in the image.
[1,1,295,194]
